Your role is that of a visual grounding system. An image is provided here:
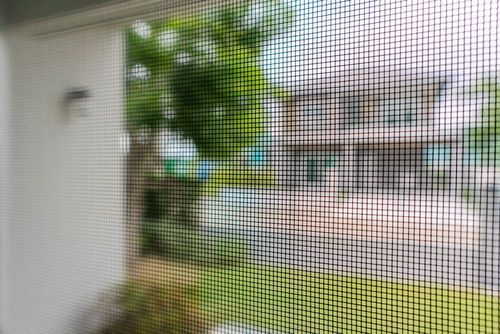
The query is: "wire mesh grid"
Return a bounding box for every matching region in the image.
[3,0,500,333]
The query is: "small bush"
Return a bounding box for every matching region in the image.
[153,218,205,262]
[99,258,209,334]
[143,218,249,267]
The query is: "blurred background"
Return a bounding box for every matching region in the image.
[1,0,500,333]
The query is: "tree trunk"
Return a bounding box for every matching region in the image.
[126,132,159,271]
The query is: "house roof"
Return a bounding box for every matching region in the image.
[287,71,448,96]
[280,72,470,147]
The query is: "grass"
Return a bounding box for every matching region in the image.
[198,265,500,333]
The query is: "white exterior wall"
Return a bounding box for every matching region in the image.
[2,24,125,333]
[0,30,10,332]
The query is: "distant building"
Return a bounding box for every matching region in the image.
[276,74,469,194]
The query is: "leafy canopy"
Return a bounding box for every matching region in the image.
[126,1,293,160]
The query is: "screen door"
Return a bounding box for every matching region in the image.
[3,0,500,333]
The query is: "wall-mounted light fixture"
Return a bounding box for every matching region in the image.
[64,87,91,118]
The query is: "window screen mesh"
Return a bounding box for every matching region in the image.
[2,0,500,333]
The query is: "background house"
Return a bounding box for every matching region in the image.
[276,74,470,196]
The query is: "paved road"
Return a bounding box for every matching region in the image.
[199,188,500,292]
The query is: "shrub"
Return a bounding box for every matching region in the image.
[143,217,249,266]
[99,258,209,334]
[149,218,204,262]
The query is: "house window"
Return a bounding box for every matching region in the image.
[425,144,452,187]
[344,97,363,127]
[425,144,452,169]
[305,153,339,184]
[378,98,417,126]
[301,99,327,130]
[306,158,321,182]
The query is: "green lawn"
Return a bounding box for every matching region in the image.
[198,265,500,333]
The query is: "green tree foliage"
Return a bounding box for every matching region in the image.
[126,1,293,160]
[468,78,500,165]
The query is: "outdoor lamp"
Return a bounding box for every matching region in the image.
[64,87,91,118]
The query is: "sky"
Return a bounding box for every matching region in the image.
[262,0,500,88]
